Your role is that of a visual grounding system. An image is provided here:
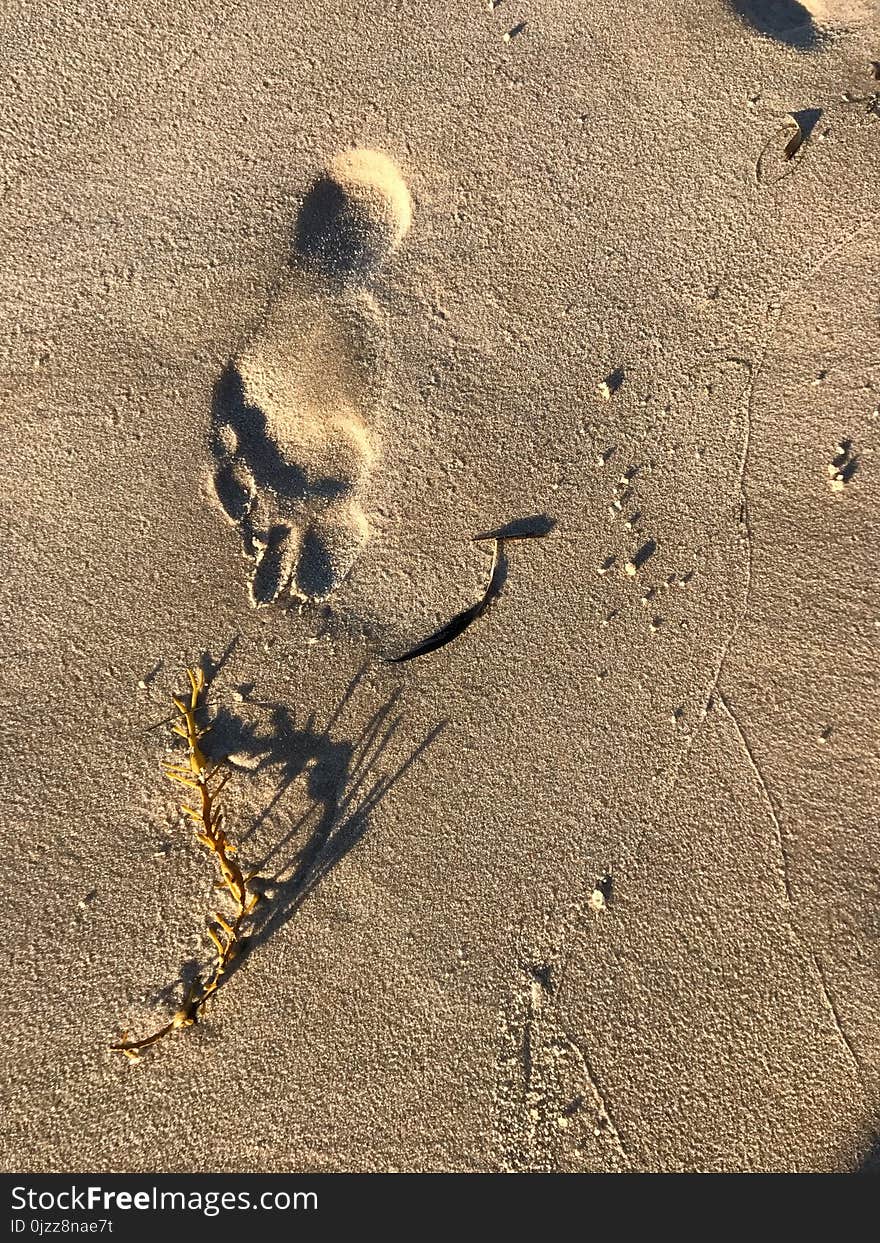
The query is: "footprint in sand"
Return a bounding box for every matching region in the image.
[210,149,412,605]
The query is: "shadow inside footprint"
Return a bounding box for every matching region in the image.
[210,363,370,604]
[295,177,395,282]
[297,523,345,600]
[212,364,310,503]
[294,148,412,284]
[251,524,297,607]
[728,0,823,47]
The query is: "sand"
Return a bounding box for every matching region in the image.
[1,0,879,1173]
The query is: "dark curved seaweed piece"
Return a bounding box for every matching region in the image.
[386,539,506,663]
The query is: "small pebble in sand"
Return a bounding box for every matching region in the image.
[598,555,616,575]
[649,616,663,632]
[625,539,656,576]
[503,20,526,41]
[598,368,624,400]
[817,726,832,744]
[588,876,611,913]
[226,750,261,770]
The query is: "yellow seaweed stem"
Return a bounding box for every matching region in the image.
[112,667,258,1056]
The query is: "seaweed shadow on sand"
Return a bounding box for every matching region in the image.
[151,663,446,1031]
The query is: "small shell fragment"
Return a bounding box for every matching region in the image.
[588,873,613,913]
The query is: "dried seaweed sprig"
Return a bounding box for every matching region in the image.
[112,667,259,1058]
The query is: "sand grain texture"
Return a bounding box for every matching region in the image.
[1,0,879,1172]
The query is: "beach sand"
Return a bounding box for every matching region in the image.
[1,0,879,1172]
